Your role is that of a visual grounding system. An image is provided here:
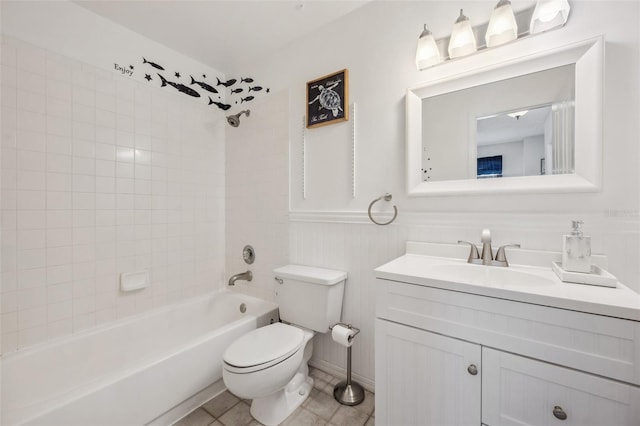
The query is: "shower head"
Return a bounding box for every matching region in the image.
[226,110,250,127]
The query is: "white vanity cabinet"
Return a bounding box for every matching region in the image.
[375,274,640,426]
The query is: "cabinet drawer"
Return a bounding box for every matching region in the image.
[376,279,640,385]
[482,348,640,426]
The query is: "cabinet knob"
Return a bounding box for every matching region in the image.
[467,364,478,375]
[553,405,567,420]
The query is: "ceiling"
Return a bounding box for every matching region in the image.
[74,0,371,74]
[477,105,551,146]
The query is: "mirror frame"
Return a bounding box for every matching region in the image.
[407,36,604,196]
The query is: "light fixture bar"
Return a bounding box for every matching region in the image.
[419,4,569,70]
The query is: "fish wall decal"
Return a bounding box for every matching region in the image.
[158,74,201,98]
[230,88,243,94]
[143,58,165,71]
[217,77,237,87]
[248,86,263,92]
[208,97,232,111]
[241,96,254,103]
[241,77,254,83]
[190,76,219,94]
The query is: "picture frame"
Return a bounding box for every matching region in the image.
[306,69,349,128]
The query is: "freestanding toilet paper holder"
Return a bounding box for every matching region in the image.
[329,323,364,406]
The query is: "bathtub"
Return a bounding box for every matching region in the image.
[1,290,279,426]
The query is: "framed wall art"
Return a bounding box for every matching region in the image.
[306,69,349,128]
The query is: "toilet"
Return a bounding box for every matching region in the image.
[222,264,347,426]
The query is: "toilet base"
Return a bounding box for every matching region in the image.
[249,373,314,426]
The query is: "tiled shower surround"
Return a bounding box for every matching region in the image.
[0,37,226,353]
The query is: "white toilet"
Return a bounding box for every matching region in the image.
[222,264,346,426]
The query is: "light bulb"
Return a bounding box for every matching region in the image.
[530,0,571,34]
[448,9,477,59]
[486,0,518,48]
[416,24,441,69]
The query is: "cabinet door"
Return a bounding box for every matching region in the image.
[375,319,481,426]
[483,348,640,426]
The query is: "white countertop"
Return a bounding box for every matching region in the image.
[374,242,640,321]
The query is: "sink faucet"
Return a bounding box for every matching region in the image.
[228,270,253,286]
[480,229,493,266]
[458,229,520,267]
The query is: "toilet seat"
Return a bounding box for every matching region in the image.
[223,323,305,374]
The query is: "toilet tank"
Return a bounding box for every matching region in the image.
[273,265,346,333]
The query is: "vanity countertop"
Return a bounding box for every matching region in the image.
[374,242,640,322]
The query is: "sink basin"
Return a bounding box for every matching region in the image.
[429,263,555,288]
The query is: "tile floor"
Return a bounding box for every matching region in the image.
[173,367,375,426]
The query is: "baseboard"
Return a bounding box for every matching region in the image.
[309,359,375,393]
[146,379,226,426]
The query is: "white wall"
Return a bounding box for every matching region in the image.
[0,2,228,354]
[240,0,640,385]
[225,90,289,302]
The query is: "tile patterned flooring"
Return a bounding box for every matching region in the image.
[174,367,375,426]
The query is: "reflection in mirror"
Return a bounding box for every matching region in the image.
[476,103,574,179]
[421,64,575,182]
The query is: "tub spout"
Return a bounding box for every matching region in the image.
[228,270,253,286]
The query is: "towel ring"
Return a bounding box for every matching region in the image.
[368,193,398,226]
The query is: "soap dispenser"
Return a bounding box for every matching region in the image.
[562,220,592,273]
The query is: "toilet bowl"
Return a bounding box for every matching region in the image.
[222,264,347,426]
[223,322,315,425]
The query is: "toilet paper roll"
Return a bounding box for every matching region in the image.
[332,324,355,347]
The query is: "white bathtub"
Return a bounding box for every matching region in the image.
[1,290,279,426]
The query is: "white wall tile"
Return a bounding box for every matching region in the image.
[17,229,46,250]
[17,129,45,152]
[17,190,45,210]
[17,89,46,114]
[47,281,72,303]
[47,318,72,339]
[17,71,46,94]
[1,37,225,356]
[16,45,46,74]
[46,264,72,285]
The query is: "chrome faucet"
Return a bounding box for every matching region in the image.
[228,270,252,286]
[458,229,520,267]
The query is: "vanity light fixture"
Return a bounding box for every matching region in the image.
[448,9,477,59]
[415,24,441,69]
[415,1,571,71]
[530,0,571,34]
[485,0,518,48]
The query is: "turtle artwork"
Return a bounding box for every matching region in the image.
[306,69,349,128]
[309,82,342,117]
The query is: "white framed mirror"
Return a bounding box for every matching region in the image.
[407,36,603,196]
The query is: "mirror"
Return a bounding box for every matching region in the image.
[407,37,603,196]
[423,65,575,182]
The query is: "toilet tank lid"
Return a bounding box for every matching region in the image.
[273,265,347,285]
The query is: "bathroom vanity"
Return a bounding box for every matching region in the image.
[374,242,640,426]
